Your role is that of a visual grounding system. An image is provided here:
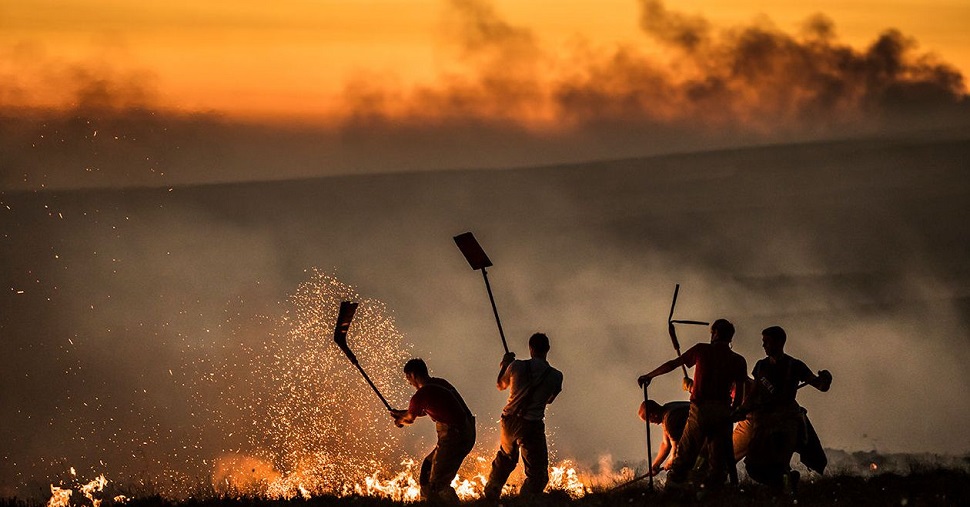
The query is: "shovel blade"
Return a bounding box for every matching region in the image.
[454,232,493,270]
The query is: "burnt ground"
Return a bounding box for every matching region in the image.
[4,468,968,507]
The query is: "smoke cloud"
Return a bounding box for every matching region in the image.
[1,0,968,191]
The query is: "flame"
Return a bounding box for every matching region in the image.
[47,486,72,507]
[359,460,421,502]
[79,475,107,507]
[451,473,488,501]
[549,460,588,498]
[214,452,588,501]
[47,473,109,507]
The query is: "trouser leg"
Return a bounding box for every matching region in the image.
[707,414,735,489]
[419,447,436,500]
[745,410,798,488]
[519,419,549,495]
[485,417,520,499]
[428,421,476,503]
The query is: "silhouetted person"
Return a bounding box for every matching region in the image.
[390,358,476,503]
[484,333,563,500]
[639,400,690,475]
[733,326,832,492]
[637,319,747,489]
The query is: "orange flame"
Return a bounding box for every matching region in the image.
[46,486,72,507]
[213,453,589,501]
[47,473,109,507]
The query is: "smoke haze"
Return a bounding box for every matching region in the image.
[3,134,969,498]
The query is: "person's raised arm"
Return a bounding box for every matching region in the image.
[497,352,516,390]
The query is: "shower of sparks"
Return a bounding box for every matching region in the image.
[211,269,415,498]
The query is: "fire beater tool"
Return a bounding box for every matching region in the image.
[611,384,658,491]
[667,283,710,382]
[333,301,397,411]
[454,231,509,354]
[643,382,655,491]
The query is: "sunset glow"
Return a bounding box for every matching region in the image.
[2,0,967,121]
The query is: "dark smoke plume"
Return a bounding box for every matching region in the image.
[1,0,968,192]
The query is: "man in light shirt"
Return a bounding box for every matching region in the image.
[483,333,564,500]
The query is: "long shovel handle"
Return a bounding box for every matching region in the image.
[353,361,395,411]
[333,301,397,412]
[482,268,510,354]
[643,382,654,491]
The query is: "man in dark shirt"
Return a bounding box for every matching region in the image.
[639,399,690,475]
[734,326,832,491]
[638,319,747,489]
[390,358,476,503]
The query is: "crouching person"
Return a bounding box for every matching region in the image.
[390,358,476,503]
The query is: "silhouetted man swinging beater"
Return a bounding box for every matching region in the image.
[390,358,476,503]
[733,326,832,492]
[638,319,747,489]
[484,333,564,500]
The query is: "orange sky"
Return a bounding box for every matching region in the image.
[2,0,968,121]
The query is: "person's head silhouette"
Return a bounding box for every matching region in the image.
[528,332,550,359]
[403,358,430,388]
[711,319,735,344]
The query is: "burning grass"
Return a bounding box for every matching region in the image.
[5,467,967,507]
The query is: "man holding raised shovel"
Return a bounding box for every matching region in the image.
[484,332,564,500]
[452,233,564,499]
[637,319,747,491]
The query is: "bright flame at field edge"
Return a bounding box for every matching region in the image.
[212,453,588,501]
